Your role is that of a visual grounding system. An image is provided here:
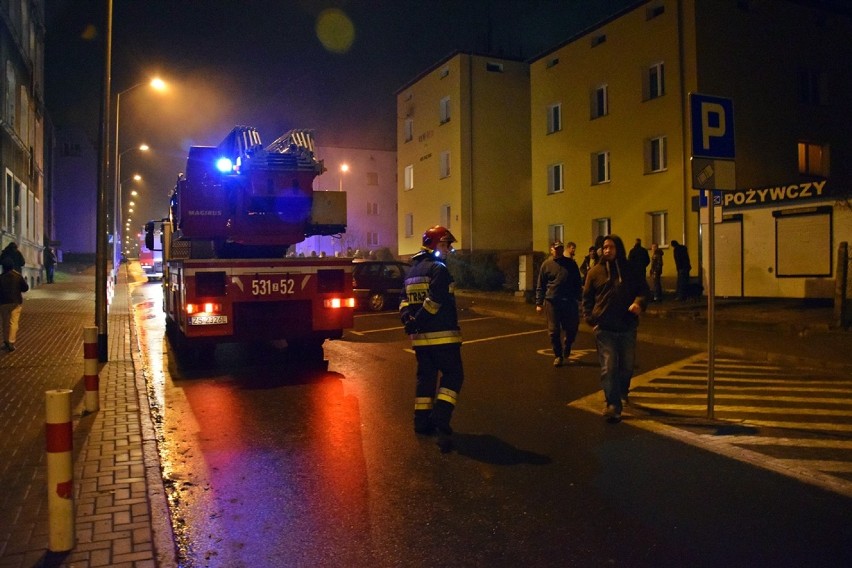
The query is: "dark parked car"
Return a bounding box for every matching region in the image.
[352,259,410,311]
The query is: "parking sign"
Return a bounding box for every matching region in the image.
[690,93,735,160]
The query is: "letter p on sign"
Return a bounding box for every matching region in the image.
[690,93,735,160]
[701,102,726,150]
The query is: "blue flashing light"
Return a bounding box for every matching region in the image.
[216,157,234,173]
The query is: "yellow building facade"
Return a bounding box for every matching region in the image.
[530,0,852,298]
[396,52,531,256]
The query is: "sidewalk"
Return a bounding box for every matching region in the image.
[456,290,852,373]
[0,265,173,568]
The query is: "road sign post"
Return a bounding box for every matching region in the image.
[690,93,735,420]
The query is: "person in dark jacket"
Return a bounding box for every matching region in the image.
[627,238,650,278]
[0,242,25,273]
[44,247,58,284]
[649,243,664,302]
[0,257,29,351]
[535,240,582,367]
[400,225,463,452]
[671,240,692,300]
[579,246,599,282]
[582,235,649,422]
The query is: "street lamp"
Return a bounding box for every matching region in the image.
[114,146,148,272]
[338,163,349,191]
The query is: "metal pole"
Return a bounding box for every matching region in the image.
[707,191,716,419]
[95,0,113,362]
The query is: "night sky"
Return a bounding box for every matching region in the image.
[45,0,635,224]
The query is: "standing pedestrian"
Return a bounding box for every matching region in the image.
[400,225,463,452]
[44,246,57,284]
[580,246,599,283]
[565,241,577,260]
[535,240,582,367]
[670,240,692,301]
[0,257,29,352]
[0,242,25,272]
[649,243,664,302]
[582,235,649,422]
[627,238,650,279]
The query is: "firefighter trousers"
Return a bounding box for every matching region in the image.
[413,344,464,433]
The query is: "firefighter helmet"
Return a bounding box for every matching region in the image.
[422,225,456,250]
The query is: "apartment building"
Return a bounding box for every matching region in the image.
[1,0,46,287]
[530,0,852,298]
[396,52,531,257]
[296,145,398,258]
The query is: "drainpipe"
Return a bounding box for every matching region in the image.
[467,54,474,253]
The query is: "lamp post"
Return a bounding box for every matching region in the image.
[113,146,148,274]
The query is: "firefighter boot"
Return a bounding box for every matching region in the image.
[432,399,455,453]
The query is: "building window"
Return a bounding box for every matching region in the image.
[3,170,11,231]
[439,151,450,178]
[439,66,449,79]
[591,34,607,47]
[547,163,564,194]
[546,57,560,69]
[441,204,451,230]
[404,117,413,142]
[591,84,608,119]
[404,165,414,190]
[486,61,504,73]
[367,232,379,246]
[548,224,564,246]
[646,136,667,173]
[798,141,830,176]
[547,103,562,134]
[366,172,378,186]
[592,151,610,184]
[593,218,611,243]
[646,62,665,100]
[367,202,379,215]
[648,211,668,246]
[797,69,828,105]
[440,96,451,124]
[405,213,414,238]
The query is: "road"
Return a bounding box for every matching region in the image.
[129,279,852,568]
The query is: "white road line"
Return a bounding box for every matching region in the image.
[569,352,852,498]
[462,329,545,345]
[350,316,496,336]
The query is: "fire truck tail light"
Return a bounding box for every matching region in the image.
[323,297,355,309]
[186,303,222,315]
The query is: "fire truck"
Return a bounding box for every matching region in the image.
[146,126,354,360]
[138,232,163,281]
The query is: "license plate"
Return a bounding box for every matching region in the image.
[189,315,228,325]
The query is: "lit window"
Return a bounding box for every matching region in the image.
[798,141,830,176]
[592,152,610,184]
[547,163,564,194]
[547,103,562,134]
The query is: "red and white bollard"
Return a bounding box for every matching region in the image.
[45,389,75,552]
[83,326,99,413]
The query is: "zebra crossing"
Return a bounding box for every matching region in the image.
[569,353,852,498]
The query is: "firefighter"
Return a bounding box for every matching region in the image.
[400,225,463,453]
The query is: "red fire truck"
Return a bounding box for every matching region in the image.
[146,127,354,360]
[138,233,163,281]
